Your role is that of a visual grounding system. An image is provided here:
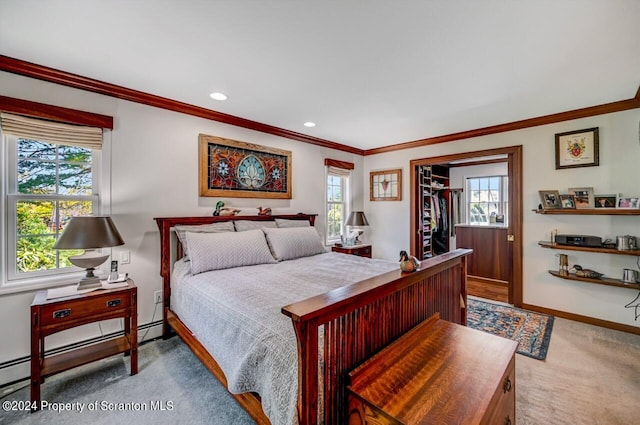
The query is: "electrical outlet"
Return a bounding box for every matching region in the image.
[154,290,162,304]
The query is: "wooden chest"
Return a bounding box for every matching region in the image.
[347,314,517,425]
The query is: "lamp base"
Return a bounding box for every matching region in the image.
[77,276,102,290]
[68,251,109,291]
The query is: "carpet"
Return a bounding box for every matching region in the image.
[467,298,554,360]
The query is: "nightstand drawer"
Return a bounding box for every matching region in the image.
[355,246,371,257]
[39,292,131,327]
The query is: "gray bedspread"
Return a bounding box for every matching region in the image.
[171,252,397,425]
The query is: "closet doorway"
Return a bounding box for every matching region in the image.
[410,146,523,306]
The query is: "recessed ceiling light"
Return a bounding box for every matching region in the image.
[303,122,316,127]
[210,92,228,101]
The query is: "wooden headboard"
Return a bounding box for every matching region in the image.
[154,213,317,337]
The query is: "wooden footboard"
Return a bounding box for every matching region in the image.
[282,249,471,425]
[155,215,469,425]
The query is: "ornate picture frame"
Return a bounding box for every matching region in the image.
[555,127,599,169]
[199,134,292,199]
[370,169,402,201]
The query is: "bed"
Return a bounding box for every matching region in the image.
[155,214,471,425]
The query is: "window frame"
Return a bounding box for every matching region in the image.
[325,167,351,245]
[465,175,508,226]
[1,132,111,294]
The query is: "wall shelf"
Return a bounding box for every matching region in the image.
[538,241,640,256]
[533,208,640,216]
[548,270,639,290]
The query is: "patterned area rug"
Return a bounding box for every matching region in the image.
[467,298,555,360]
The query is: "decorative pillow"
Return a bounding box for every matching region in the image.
[234,220,277,232]
[275,218,311,228]
[262,226,326,261]
[175,222,235,260]
[185,229,276,275]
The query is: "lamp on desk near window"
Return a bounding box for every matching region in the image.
[345,211,369,245]
[53,216,125,290]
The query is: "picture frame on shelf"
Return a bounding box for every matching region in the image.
[539,190,561,209]
[617,197,640,209]
[555,127,599,169]
[594,194,618,208]
[568,187,594,209]
[559,194,576,209]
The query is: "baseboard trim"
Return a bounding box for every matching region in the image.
[0,320,163,390]
[522,303,640,335]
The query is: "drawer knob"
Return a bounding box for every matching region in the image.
[503,377,512,393]
[107,299,122,307]
[53,309,71,319]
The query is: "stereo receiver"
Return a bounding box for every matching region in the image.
[555,234,602,247]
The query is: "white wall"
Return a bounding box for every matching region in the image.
[364,108,640,328]
[0,71,364,385]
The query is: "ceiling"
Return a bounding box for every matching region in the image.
[1,1,639,151]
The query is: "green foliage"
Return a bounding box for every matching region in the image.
[14,139,93,273]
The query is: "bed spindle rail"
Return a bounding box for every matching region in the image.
[282,249,470,425]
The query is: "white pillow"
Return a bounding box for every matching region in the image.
[234,220,278,232]
[175,222,235,260]
[275,218,311,228]
[262,227,326,261]
[185,229,276,274]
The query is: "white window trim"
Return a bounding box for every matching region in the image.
[465,174,508,226]
[0,130,112,295]
[325,166,352,245]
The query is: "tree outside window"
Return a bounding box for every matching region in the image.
[9,138,96,276]
[466,176,508,225]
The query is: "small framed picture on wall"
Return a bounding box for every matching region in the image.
[555,127,599,169]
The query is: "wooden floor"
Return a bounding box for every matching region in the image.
[467,276,509,303]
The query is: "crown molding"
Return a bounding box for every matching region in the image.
[1,55,638,158]
[364,92,640,156]
[0,55,363,155]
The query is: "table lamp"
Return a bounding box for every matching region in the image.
[53,216,125,290]
[345,211,369,244]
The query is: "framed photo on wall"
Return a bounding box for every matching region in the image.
[370,169,402,201]
[568,187,595,209]
[555,127,599,169]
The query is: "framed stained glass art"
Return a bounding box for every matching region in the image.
[370,169,402,201]
[199,134,292,199]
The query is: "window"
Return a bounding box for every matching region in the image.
[466,175,508,225]
[325,160,353,245]
[6,137,98,280]
[1,112,106,289]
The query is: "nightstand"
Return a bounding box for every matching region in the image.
[331,244,372,258]
[30,280,137,411]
